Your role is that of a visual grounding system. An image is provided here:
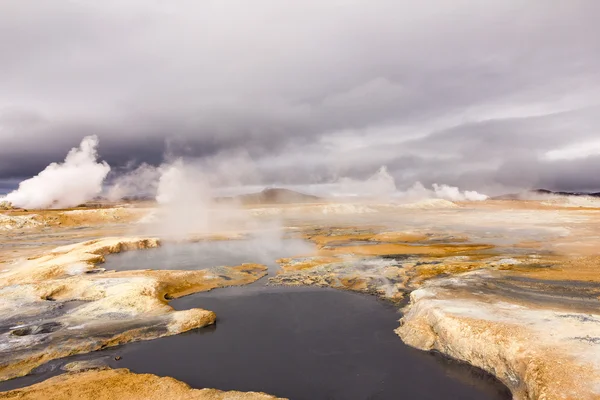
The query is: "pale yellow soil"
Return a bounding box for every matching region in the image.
[0,368,285,400]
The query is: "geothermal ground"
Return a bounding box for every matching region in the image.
[1,197,600,399]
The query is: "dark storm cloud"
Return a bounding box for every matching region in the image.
[1,0,600,193]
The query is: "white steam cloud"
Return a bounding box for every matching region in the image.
[406,182,489,202]
[155,160,214,234]
[327,166,488,201]
[336,166,397,197]
[432,183,489,201]
[106,163,161,201]
[1,138,487,213]
[145,159,256,238]
[2,136,110,209]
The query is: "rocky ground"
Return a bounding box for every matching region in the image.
[1,198,600,399]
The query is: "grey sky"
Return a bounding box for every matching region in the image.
[1,0,599,194]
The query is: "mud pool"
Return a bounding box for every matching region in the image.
[101,237,313,274]
[0,239,511,399]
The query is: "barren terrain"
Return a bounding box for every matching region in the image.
[1,197,600,399]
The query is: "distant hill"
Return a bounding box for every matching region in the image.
[218,188,321,205]
[493,189,600,200]
[531,189,600,197]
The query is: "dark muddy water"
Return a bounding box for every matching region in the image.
[101,236,313,274]
[0,239,512,399]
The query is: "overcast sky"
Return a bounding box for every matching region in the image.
[1,0,599,194]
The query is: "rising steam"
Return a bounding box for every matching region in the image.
[154,160,214,235]
[336,166,397,197]
[1,138,488,213]
[331,166,488,201]
[147,158,281,238]
[106,163,161,201]
[2,136,110,209]
[406,182,489,202]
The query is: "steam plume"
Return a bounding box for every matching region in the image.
[2,136,110,209]
[330,166,488,201]
[431,183,489,201]
[337,166,397,197]
[148,160,230,237]
[106,163,161,201]
[406,182,488,201]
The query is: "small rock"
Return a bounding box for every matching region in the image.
[114,356,122,361]
[63,359,109,372]
[10,327,32,337]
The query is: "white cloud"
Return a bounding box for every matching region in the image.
[544,140,600,161]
